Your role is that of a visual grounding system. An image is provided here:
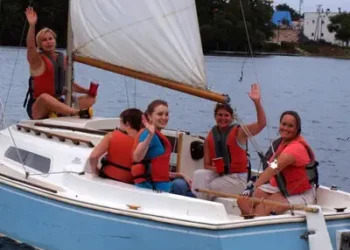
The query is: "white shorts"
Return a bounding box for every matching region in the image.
[192,169,247,200]
[258,183,316,205]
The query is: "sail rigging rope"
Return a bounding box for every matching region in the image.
[124,77,130,108]
[134,79,137,107]
[27,170,84,177]
[237,0,296,215]
[238,46,248,83]
[1,1,35,178]
[0,97,4,130]
[238,0,275,157]
[232,2,282,200]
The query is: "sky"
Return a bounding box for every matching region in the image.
[273,0,350,13]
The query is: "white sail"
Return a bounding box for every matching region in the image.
[70,0,207,89]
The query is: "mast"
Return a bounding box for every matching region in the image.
[74,55,230,104]
[65,0,73,107]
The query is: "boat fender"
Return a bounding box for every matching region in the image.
[190,141,203,160]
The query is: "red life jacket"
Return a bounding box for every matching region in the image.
[99,130,134,184]
[267,136,317,196]
[207,125,248,174]
[23,52,65,108]
[131,129,171,184]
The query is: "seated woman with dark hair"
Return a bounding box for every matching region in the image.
[192,83,266,200]
[237,110,318,217]
[89,108,143,184]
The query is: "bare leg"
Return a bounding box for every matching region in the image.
[255,192,289,216]
[77,95,96,109]
[31,93,78,119]
[237,188,270,216]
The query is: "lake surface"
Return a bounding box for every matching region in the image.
[1,47,350,248]
[1,47,349,191]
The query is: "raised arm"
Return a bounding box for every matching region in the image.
[25,7,42,70]
[133,115,155,162]
[237,83,266,144]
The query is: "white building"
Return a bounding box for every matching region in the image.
[303,11,343,46]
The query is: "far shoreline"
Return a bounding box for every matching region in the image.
[1,45,349,60]
[205,50,350,60]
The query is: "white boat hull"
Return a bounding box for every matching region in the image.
[1,117,350,250]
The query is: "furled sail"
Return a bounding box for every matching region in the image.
[70,0,206,89]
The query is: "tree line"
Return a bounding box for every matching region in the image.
[328,13,350,46]
[0,0,69,47]
[0,0,349,50]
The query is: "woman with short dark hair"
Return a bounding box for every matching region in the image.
[89,108,143,183]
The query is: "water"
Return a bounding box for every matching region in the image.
[1,47,350,247]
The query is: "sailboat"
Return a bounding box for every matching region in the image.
[1,0,350,249]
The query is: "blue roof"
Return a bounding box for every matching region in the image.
[272,11,292,26]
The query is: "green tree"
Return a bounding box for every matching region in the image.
[0,0,27,46]
[196,0,274,51]
[328,13,350,46]
[1,0,275,53]
[276,3,301,20]
[0,0,68,47]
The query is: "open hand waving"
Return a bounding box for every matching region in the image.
[25,7,37,26]
[142,115,155,136]
[248,83,261,102]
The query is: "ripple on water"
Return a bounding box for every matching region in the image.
[336,121,348,125]
[337,137,350,141]
[316,147,343,153]
[320,159,336,165]
[311,120,321,124]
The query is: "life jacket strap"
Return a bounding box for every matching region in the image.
[212,124,236,175]
[23,77,34,108]
[100,157,131,172]
[132,160,156,190]
[246,141,252,182]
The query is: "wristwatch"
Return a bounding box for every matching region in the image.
[269,159,278,170]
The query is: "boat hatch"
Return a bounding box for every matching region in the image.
[4,146,51,174]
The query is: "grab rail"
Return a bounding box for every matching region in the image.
[16,124,95,148]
